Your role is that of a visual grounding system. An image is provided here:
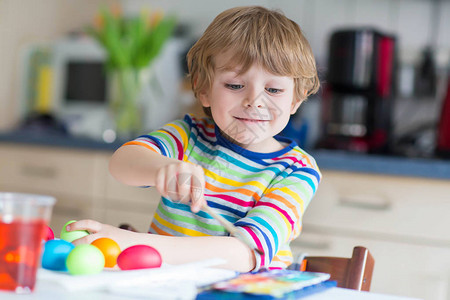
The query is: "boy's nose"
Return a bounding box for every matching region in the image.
[244,101,263,108]
[243,89,265,108]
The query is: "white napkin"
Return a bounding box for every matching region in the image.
[38,258,236,297]
[107,267,237,300]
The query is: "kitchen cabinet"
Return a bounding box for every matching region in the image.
[294,170,450,300]
[0,144,104,230]
[97,155,160,233]
[1,142,449,299]
[0,143,159,233]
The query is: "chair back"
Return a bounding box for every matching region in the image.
[303,246,374,291]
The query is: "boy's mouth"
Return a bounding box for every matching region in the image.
[234,116,270,123]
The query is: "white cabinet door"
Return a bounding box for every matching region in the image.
[299,170,450,300]
[97,154,160,232]
[0,144,105,232]
[291,231,450,300]
[0,144,100,198]
[104,209,155,233]
[304,171,450,244]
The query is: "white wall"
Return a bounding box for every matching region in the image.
[121,0,450,67]
[0,0,449,131]
[0,0,116,130]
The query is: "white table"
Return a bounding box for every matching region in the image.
[0,262,422,300]
[0,281,423,300]
[302,288,422,300]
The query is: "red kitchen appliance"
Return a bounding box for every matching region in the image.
[436,77,450,157]
[318,28,396,153]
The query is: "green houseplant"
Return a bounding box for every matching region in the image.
[87,6,176,138]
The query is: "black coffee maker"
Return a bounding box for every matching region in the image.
[319,28,396,153]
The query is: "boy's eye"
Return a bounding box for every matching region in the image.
[266,88,283,94]
[225,84,243,90]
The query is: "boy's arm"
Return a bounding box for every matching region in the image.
[109,145,179,187]
[109,116,194,187]
[109,144,206,212]
[69,220,256,272]
[137,233,256,272]
[233,162,321,270]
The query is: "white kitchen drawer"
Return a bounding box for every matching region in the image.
[97,154,161,208]
[291,231,450,300]
[50,203,104,236]
[104,207,156,233]
[0,144,101,198]
[104,184,159,233]
[106,174,161,208]
[303,170,450,244]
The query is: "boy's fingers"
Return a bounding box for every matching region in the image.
[166,165,179,201]
[177,173,191,203]
[155,168,167,198]
[191,188,204,213]
[190,166,205,213]
[71,234,97,246]
[67,219,102,233]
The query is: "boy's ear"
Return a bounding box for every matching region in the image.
[290,99,302,114]
[198,90,211,108]
[290,89,307,114]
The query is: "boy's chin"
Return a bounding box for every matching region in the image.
[229,135,275,150]
[220,126,281,150]
[222,131,258,148]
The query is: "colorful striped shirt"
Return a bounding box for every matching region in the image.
[124,114,321,270]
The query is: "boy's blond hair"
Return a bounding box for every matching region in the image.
[187,6,319,112]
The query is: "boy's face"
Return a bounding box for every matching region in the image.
[199,53,301,152]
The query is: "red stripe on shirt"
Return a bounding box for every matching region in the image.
[196,123,215,137]
[205,193,255,208]
[165,130,184,160]
[255,201,295,231]
[272,156,307,167]
[242,226,265,266]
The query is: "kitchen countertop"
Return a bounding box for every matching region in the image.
[1,131,450,180]
[0,131,124,151]
[312,149,450,180]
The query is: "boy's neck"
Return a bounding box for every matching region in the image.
[218,128,284,153]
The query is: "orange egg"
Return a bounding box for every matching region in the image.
[91,238,121,268]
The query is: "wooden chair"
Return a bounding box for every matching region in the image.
[302,246,375,291]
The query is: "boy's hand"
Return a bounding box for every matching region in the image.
[155,162,206,213]
[68,219,138,249]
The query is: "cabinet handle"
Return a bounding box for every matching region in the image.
[338,194,391,211]
[20,164,57,179]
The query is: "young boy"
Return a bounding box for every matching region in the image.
[68,6,320,272]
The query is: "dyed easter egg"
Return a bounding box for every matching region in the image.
[60,220,89,243]
[45,225,55,241]
[41,239,75,271]
[91,238,121,268]
[117,245,162,270]
[66,244,105,275]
